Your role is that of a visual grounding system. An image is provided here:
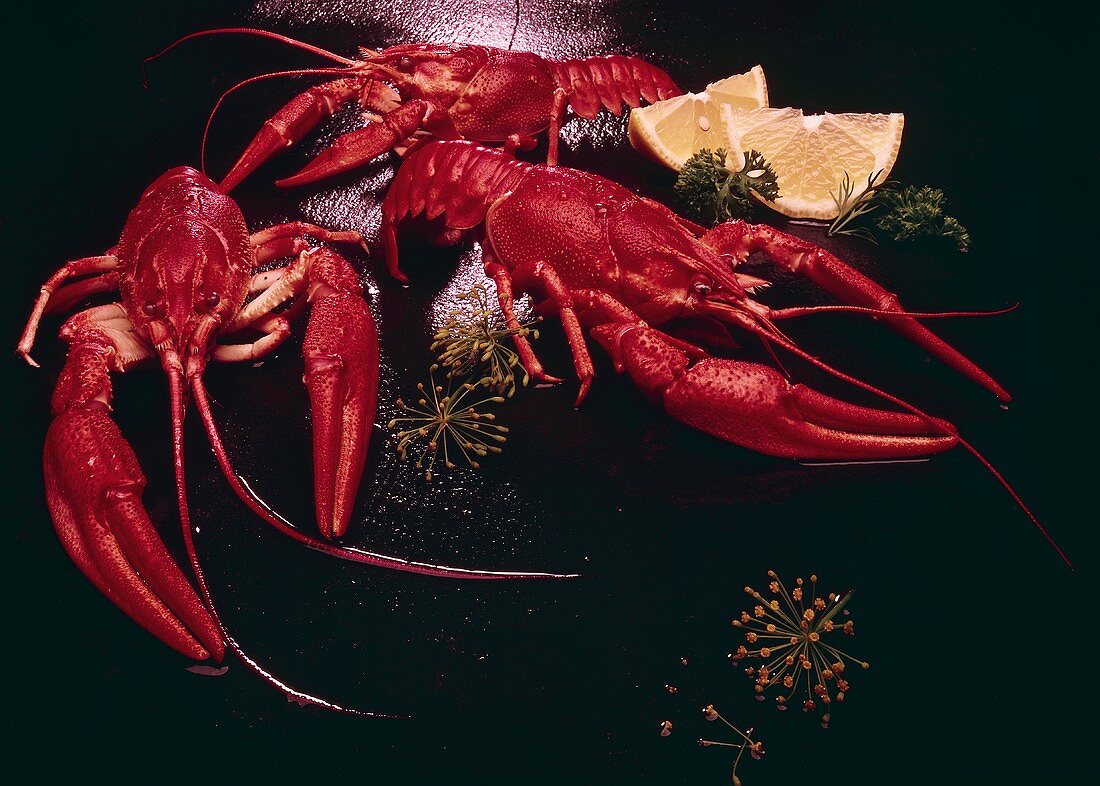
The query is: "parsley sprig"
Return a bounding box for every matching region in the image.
[828,173,971,251]
[674,148,780,226]
[874,185,971,251]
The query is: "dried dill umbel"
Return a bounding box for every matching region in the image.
[390,282,539,479]
[430,282,540,397]
[730,570,868,728]
[387,365,509,481]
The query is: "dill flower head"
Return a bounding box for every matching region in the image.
[387,365,509,481]
[430,282,539,397]
[730,570,868,728]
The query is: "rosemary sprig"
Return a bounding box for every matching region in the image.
[827,169,894,242]
[829,174,971,251]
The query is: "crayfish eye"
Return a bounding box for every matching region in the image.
[201,291,221,309]
[692,278,713,298]
[142,300,165,318]
[397,56,414,72]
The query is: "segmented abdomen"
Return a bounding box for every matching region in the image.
[549,55,682,119]
[382,140,533,230]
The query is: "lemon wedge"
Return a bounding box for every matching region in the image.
[721,107,904,219]
[627,66,769,170]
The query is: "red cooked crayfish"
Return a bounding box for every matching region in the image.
[379,140,1068,564]
[16,166,568,675]
[146,28,682,191]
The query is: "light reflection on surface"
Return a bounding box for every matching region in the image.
[557,109,631,155]
[298,167,390,242]
[251,0,618,56]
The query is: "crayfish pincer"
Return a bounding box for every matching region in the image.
[16,166,572,705]
[379,140,1069,567]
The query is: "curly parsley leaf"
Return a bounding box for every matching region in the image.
[674,148,780,226]
[873,185,971,251]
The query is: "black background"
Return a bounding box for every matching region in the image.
[2,1,1092,783]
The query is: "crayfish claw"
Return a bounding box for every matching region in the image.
[274,100,432,189]
[593,323,957,460]
[303,287,378,539]
[44,406,223,661]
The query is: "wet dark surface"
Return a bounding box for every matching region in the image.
[2,1,1090,783]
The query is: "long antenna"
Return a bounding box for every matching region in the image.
[142,27,356,87]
